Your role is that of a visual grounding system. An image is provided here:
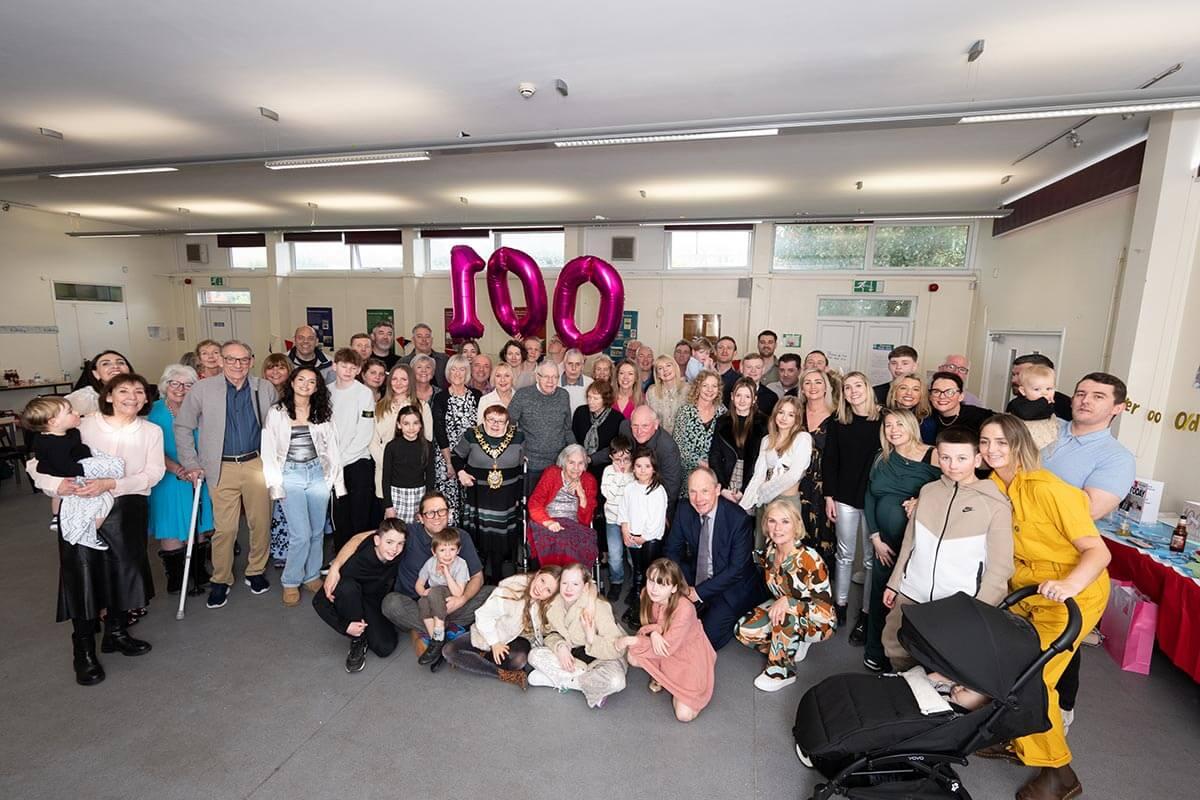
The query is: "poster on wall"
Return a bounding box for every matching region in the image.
[605,310,639,361]
[781,333,802,349]
[682,313,721,342]
[306,307,334,349]
[366,308,394,334]
[867,343,894,385]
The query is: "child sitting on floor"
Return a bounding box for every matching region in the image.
[21,396,123,551]
[414,528,470,667]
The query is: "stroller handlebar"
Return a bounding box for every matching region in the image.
[1000,585,1082,657]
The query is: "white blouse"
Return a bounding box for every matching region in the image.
[739,431,813,511]
[617,482,669,543]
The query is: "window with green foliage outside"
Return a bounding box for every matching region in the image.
[872,225,969,269]
[773,224,867,270]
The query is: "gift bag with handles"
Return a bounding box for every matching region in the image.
[1099,579,1158,675]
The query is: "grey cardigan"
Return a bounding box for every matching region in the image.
[173,374,278,485]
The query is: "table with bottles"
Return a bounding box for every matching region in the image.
[1098,515,1200,682]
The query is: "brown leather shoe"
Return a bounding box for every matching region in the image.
[409,629,427,659]
[498,668,528,691]
[975,741,1021,765]
[303,578,323,593]
[1016,765,1081,800]
[282,587,301,607]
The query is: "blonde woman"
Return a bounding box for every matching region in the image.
[477,362,516,423]
[431,354,482,525]
[645,355,688,434]
[590,355,614,385]
[612,359,643,419]
[797,368,838,575]
[370,364,433,503]
[672,369,726,491]
[887,373,931,421]
[822,371,882,631]
[739,397,812,546]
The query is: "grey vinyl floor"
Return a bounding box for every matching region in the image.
[0,481,1196,800]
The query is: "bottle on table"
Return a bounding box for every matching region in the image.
[1170,515,1188,553]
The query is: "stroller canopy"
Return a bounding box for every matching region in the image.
[900,592,1044,710]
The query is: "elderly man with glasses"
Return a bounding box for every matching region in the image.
[938,354,982,407]
[174,340,278,609]
[324,492,493,665]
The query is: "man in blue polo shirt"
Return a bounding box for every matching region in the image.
[1040,371,1135,735]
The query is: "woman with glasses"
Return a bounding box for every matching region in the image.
[920,371,994,445]
[936,355,982,406]
[147,364,214,595]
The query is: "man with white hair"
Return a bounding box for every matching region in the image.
[938,354,981,406]
[559,348,593,413]
[618,405,683,518]
[506,362,573,492]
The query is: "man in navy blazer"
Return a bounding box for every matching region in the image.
[664,467,768,649]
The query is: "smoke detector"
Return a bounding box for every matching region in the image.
[518,82,537,99]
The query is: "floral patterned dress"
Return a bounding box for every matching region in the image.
[433,387,481,525]
[799,412,837,576]
[672,403,727,497]
[735,541,836,679]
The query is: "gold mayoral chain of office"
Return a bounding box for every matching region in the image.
[474,424,517,489]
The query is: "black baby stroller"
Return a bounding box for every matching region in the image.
[792,586,1081,800]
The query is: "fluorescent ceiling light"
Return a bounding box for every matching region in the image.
[960,100,1200,123]
[184,231,258,236]
[853,213,1007,221]
[51,166,178,178]
[74,233,142,238]
[264,151,430,169]
[555,128,778,147]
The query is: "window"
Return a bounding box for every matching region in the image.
[352,244,403,270]
[667,229,752,269]
[773,222,972,272]
[496,231,565,269]
[872,225,969,269]
[200,289,252,305]
[773,224,867,271]
[817,298,914,318]
[424,237,491,272]
[53,282,123,302]
[291,241,351,271]
[229,247,268,270]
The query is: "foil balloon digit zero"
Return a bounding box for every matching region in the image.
[553,256,625,355]
[446,245,486,339]
[486,247,548,338]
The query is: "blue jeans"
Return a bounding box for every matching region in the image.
[279,460,330,588]
[606,522,625,584]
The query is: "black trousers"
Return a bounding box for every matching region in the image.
[699,578,770,651]
[1058,649,1081,711]
[332,458,376,551]
[443,635,531,678]
[312,577,397,657]
[628,539,664,593]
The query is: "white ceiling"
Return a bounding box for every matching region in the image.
[1,0,1198,228]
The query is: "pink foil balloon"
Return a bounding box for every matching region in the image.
[486,247,548,338]
[553,256,625,355]
[446,245,486,339]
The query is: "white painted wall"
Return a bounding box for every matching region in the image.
[1154,229,1200,511]
[0,208,179,386]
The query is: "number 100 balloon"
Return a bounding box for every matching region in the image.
[447,245,625,355]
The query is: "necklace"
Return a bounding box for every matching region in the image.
[475,424,516,489]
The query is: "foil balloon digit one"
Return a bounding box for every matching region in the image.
[446,245,486,339]
[552,256,625,355]
[486,247,548,338]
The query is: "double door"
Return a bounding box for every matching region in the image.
[815,319,914,385]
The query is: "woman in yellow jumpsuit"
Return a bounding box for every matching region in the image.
[979,414,1110,800]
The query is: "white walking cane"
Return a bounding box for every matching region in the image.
[176,478,203,620]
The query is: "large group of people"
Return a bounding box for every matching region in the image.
[22,323,1137,800]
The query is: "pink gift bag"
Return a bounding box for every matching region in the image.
[1099,580,1158,675]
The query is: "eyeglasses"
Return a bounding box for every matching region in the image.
[421,508,449,519]
[167,380,194,390]
[930,388,961,398]
[939,364,970,375]
[223,356,252,365]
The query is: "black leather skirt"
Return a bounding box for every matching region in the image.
[56,495,156,622]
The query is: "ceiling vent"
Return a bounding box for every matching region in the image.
[185,243,209,265]
[611,235,636,261]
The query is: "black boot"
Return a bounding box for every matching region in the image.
[848,613,868,647]
[835,604,848,626]
[418,638,444,666]
[101,616,152,656]
[606,581,623,602]
[188,541,212,596]
[71,633,105,686]
[159,549,186,595]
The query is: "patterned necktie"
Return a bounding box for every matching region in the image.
[697,513,714,585]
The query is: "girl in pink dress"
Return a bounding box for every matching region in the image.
[620,558,716,722]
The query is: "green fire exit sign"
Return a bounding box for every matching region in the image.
[853,280,882,293]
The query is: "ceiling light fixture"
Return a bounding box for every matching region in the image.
[184,231,258,236]
[852,213,1009,222]
[967,39,985,63]
[51,166,179,178]
[960,99,1200,123]
[554,128,778,148]
[39,127,64,139]
[74,233,143,238]
[259,106,280,122]
[264,151,430,170]
[1065,130,1083,148]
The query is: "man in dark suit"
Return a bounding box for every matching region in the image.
[664,467,768,650]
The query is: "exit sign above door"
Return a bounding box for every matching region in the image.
[210,277,225,287]
[853,280,883,293]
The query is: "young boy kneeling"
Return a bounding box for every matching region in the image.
[415,528,470,666]
[881,427,1014,669]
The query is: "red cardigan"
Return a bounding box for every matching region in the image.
[529,466,598,526]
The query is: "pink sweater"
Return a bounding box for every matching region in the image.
[30,415,165,497]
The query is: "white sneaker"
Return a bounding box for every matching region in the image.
[49,517,59,532]
[527,669,556,689]
[754,671,796,692]
[1062,708,1075,735]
